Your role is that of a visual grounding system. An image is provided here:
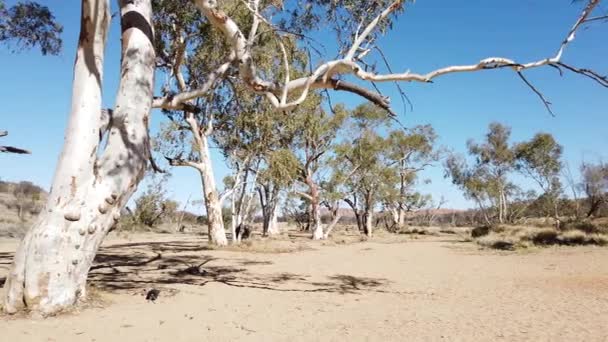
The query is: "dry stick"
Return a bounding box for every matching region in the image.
[516,72,554,116]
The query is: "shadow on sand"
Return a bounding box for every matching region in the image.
[86,239,389,295]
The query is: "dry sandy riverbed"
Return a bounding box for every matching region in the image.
[0,232,607,341]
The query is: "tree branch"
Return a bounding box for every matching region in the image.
[180,0,603,116]
[294,190,313,201]
[164,155,200,169]
[516,71,554,116]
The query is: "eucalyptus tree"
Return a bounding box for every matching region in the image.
[152,0,307,245]
[279,96,349,240]
[0,0,62,55]
[5,0,605,315]
[383,125,439,229]
[1,1,62,155]
[514,133,563,218]
[446,125,566,224]
[469,123,515,223]
[445,154,498,226]
[445,123,518,224]
[334,103,395,237]
[580,161,608,217]
[215,94,289,240]
[5,0,155,315]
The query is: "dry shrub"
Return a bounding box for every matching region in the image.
[476,233,516,250]
[558,230,608,246]
[471,226,490,238]
[528,228,559,245]
[562,220,607,234]
[558,230,587,245]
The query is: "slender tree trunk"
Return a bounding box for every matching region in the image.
[267,202,280,235]
[306,175,324,240]
[4,0,154,315]
[497,189,504,224]
[193,133,227,246]
[230,187,238,243]
[397,164,406,227]
[364,191,374,237]
[259,184,280,236]
[17,204,23,221]
[502,189,508,223]
[364,209,373,237]
[323,205,342,239]
[473,195,492,226]
[587,198,603,218]
[398,207,406,227]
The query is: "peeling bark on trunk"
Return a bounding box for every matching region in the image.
[195,135,227,246]
[305,175,324,240]
[4,0,155,315]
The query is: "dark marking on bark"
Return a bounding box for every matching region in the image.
[93,161,100,180]
[389,1,403,11]
[70,177,77,198]
[210,9,228,23]
[78,2,104,88]
[64,211,81,222]
[98,204,108,214]
[250,81,266,91]
[78,10,91,46]
[121,10,154,46]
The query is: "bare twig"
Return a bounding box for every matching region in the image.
[516,72,554,116]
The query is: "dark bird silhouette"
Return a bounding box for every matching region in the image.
[146,288,160,303]
[1,130,31,154]
[0,146,31,154]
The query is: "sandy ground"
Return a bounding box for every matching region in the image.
[0,231,607,342]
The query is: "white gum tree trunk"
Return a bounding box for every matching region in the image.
[172,114,228,246]
[267,201,280,236]
[4,0,155,315]
[305,175,324,240]
[323,213,342,239]
[365,210,374,237]
[195,133,227,246]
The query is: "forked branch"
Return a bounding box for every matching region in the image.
[163,0,604,115]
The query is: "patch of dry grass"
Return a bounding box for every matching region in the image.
[474,224,608,250]
[398,226,441,236]
[222,238,314,254]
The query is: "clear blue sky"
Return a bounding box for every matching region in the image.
[0,1,606,213]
